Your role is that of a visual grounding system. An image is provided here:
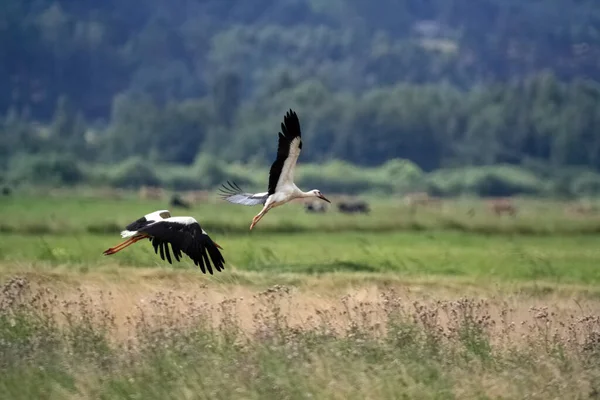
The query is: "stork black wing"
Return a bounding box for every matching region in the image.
[267,109,302,196]
[149,237,183,264]
[126,216,151,231]
[139,221,225,274]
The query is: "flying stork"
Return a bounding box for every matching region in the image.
[218,109,331,230]
[102,210,225,274]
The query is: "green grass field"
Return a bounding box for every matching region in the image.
[1,191,600,399]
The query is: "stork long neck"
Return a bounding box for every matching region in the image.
[297,189,316,198]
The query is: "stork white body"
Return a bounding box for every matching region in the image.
[104,209,225,274]
[219,109,331,229]
[120,209,171,238]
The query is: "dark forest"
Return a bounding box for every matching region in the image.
[2,0,600,195]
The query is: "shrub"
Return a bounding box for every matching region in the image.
[381,158,424,191]
[8,154,84,186]
[425,165,545,197]
[107,157,161,188]
[570,172,600,197]
[192,154,229,188]
[296,160,393,194]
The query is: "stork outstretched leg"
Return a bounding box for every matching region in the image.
[103,234,148,255]
[250,204,271,230]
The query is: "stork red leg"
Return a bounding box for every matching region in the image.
[250,205,271,230]
[103,235,148,255]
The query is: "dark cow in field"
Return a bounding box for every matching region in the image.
[404,191,443,215]
[170,194,192,209]
[338,200,370,214]
[305,201,328,213]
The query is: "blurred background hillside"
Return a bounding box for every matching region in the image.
[2,0,600,197]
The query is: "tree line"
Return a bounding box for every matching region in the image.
[3,0,599,120]
[3,72,599,170]
[1,0,600,193]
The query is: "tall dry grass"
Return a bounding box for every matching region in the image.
[1,276,599,399]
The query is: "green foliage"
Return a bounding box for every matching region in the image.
[153,166,201,191]
[426,165,546,197]
[105,157,161,188]
[2,1,600,191]
[293,159,425,194]
[381,158,423,180]
[6,74,600,185]
[297,160,390,194]
[571,172,600,197]
[7,154,84,186]
[4,0,600,119]
[191,154,230,188]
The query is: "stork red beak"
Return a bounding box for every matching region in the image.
[318,194,331,203]
[213,240,223,250]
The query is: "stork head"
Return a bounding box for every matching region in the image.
[310,189,331,203]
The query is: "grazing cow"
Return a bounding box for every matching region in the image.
[404,192,431,207]
[139,185,165,200]
[564,202,598,217]
[305,201,328,213]
[170,194,192,209]
[487,198,517,216]
[338,200,370,214]
[404,191,443,214]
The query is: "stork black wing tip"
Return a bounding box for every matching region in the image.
[285,109,298,122]
[282,109,300,135]
[218,180,244,198]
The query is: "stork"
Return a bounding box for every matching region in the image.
[219,109,331,230]
[102,210,225,274]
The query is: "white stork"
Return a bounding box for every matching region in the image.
[219,109,330,230]
[102,210,225,274]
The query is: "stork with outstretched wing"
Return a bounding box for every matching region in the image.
[102,210,225,274]
[218,109,330,230]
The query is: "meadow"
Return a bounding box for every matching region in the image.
[1,190,600,399]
